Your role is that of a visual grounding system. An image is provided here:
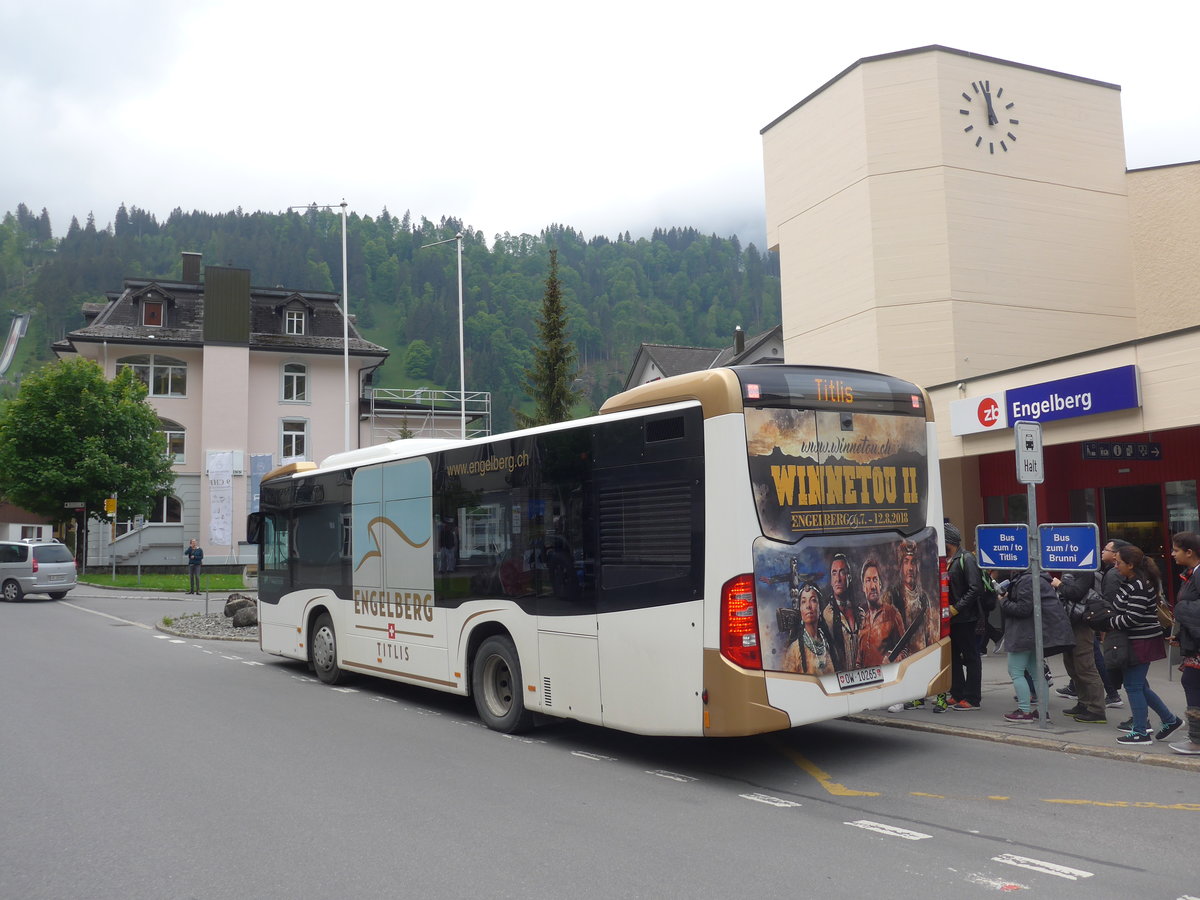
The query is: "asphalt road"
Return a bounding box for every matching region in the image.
[2,587,1195,899]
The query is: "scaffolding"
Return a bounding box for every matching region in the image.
[368,388,492,442]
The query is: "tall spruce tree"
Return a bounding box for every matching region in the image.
[514,249,581,427]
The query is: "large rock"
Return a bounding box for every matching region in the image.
[232,605,259,628]
[224,594,255,618]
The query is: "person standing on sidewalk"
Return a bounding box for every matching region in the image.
[944,522,983,711]
[1106,544,1182,746]
[1000,568,1075,721]
[185,538,204,594]
[1167,532,1200,755]
[1054,572,1109,724]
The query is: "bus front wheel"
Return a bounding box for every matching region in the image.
[311,613,346,685]
[472,635,534,734]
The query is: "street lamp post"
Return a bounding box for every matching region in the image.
[288,201,351,452]
[420,232,466,439]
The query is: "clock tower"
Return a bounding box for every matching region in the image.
[762,45,1135,387]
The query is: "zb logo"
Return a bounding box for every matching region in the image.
[977,397,1000,428]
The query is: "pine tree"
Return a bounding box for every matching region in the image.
[514,249,581,427]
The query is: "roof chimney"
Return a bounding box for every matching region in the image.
[734,325,745,356]
[181,252,202,283]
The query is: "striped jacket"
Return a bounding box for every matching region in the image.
[1107,576,1162,640]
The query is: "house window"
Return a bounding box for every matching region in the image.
[159,419,185,463]
[143,301,164,327]
[115,495,182,536]
[119,354,187,397]
[282,362,308,402]
[148,495,183,523]
[282,419,308,461]
[286,309,306,335]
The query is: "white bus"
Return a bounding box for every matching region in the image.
[250,365,950,736]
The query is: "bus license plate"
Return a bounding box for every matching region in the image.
[837,667,883,690]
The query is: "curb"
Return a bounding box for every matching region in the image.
[845,712,1200,773]
[155,623,258,642]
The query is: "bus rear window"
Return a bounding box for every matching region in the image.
[745,407,929,541]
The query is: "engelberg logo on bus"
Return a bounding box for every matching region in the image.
[353,588,434,622]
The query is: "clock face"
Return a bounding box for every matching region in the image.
[958,79,1018,154]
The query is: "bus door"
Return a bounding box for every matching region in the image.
[350,458,445,679]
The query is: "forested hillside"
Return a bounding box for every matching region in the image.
[0,203,780,430]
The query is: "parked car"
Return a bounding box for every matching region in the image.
[0,539,78,601]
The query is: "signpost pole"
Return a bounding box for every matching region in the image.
[1014,421,1049,730]
[1028,481,1049,729]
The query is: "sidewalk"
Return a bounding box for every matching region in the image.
[848,649,1198,772]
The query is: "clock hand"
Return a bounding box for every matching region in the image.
[982,88,999,126]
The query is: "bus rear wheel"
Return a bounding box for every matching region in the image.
[311,613,346,685]
[472,635,534,734]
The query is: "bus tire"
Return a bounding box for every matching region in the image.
[311,613,346,685]
[472,635,534,734]
[2,579,22,602]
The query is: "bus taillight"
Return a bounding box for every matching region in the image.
[939,556,951,640]
[720,574,762,670]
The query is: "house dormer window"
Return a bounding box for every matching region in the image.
[286,308,306,335]
[143,300,164,327]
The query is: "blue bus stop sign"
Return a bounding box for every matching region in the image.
[975,524,1030,570]
[1038,523,1100,571]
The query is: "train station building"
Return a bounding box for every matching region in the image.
[761,45,1200,596]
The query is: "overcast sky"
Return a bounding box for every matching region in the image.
[2,0,1195,248]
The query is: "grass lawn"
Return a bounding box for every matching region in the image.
[79,572,251,592]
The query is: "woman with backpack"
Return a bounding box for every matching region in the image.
[1104,544,1183,745]
[999,568,1075,721]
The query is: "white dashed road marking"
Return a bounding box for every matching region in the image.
[648,770,697,783]
[572,751,616,761]
[844,820,931,840]
[991,854,1093,881]
[741,793,801,808]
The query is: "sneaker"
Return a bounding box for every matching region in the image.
[931,695,949,713]
[1116,717,1133,732]
[1156,717,1184,741]
[949,699,979,710]
[887,703,905,713]
[1004,709,1037,721]
[902,698,926,710]
[1062,704,1086,717]
[1169,741,1200,755]
[1116,729,1153,745]
[1055,684,1077,698]
[1071,710,1107,724]
[1105,694,1124,708]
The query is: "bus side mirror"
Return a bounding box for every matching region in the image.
[246,513,262,544]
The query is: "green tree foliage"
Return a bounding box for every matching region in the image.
[404,339,433,379]
[514,250,581,428]
[0,206,781,431]
[0,358,175,522]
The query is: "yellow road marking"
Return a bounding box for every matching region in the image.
[766,737,880,797]
[1043,798,1200,811]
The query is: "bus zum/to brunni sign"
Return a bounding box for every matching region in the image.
[249,365,951,736]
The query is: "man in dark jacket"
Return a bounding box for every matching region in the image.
[944,522,983,710]
[1053,572,1108,723]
